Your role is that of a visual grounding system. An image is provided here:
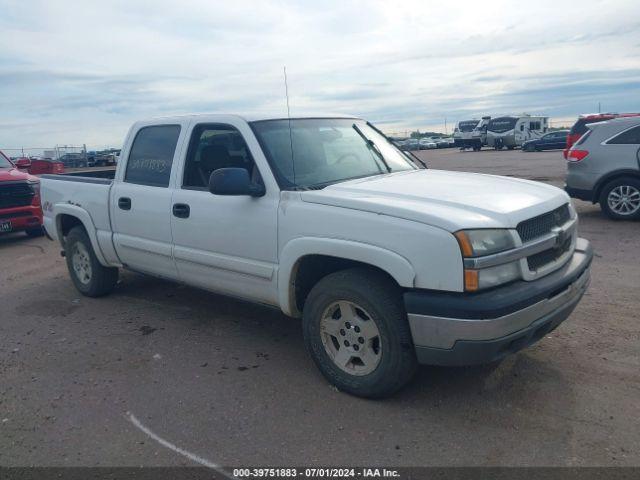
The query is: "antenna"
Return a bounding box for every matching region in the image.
[284,66,296,186]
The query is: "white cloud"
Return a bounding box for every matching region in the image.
[0,0,639,147]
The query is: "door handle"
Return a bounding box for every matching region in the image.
[172,203,190,218]
[118,197,131,210]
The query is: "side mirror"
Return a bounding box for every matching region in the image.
[15,158,31,170]
[209,168,265,197]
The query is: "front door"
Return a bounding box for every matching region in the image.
[170,121,279,305]
[111,123,186,279]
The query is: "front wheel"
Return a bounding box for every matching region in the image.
[65,226,119,296]
[302,268,417,398]
[599,178,640,220]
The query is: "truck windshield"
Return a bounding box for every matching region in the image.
[0,152,13,168]
[250,118,415,189]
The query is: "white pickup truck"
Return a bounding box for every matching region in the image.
[41,114,592,398]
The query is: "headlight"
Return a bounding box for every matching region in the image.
[455,229,520,292]
[473,261,520,290]
[454,229,515,257]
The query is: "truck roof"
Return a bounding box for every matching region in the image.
[134,113,361,124]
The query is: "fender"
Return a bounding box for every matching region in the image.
[593,168,640,202]
[53,204,110,267]
[278,237,416,317]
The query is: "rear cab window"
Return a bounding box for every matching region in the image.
[124,125,181,187]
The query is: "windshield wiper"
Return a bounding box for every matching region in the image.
[352,124,391,173]
[366,121,428,169]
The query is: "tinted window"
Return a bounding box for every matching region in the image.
[607,125,640,145]
[576,130,592,146]
[183,124,257,189]
[569,116,613,136]
[530,121,541,130]
[124,125,181,187]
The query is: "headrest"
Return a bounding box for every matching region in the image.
[200,145,230,170]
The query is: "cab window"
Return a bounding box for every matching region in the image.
[183,124,260,189]
[124,125,181,187]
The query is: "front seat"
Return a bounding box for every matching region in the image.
[197,144,244,187]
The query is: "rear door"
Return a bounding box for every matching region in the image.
[110,121,188,279]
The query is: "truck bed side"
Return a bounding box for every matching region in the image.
[40,174,120,267]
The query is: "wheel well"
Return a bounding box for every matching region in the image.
[57,214,85,239]
[292,255,399,313]
[594,171,640,202]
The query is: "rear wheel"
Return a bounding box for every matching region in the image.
[599,178,640,220]
[65,226,118,296]
[302,268,417,398]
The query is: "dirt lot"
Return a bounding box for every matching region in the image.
[1,148,638,468]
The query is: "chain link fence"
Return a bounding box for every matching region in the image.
[0,145,121,168]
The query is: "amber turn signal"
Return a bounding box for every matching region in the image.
[464,269,479,292]
[454,231,474,257]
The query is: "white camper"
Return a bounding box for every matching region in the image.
[486,115,548,150]
[453,119,480,149]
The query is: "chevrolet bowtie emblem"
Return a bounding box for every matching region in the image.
[551,226,567,249]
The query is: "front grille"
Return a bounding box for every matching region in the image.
[517,204,571,243]
[527,236,572,271]
[0,182,35,209]
[0,210,32,220]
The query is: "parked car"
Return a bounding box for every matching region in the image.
[522,130,569,152]
[22,157,65,175]
[566,116,640,220]
[564,113,640,159]
[418,138,437,150]
[58,153,87,168]
[433,138,450,149]
[0,150,44,237]
[403,138,420,151]
[41,114,592,398]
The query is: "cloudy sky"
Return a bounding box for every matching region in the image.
[1,0,639,149]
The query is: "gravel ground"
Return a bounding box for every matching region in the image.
[1,148,638,468]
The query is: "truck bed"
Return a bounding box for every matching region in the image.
[44,166,116,181]
[40,172,115,254]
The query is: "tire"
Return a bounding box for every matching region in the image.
[599,177,640,220]
[507,146,515,150]
[65,226,118,296]
[302,268,417,398]
[25,226,44,237]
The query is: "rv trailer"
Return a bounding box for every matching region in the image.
[486,115,548,150]
[453,119,481,149]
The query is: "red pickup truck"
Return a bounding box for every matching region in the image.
[0,150,44,237]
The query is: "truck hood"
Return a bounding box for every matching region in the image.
[0,166,35,182]
[300,169,569,232]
